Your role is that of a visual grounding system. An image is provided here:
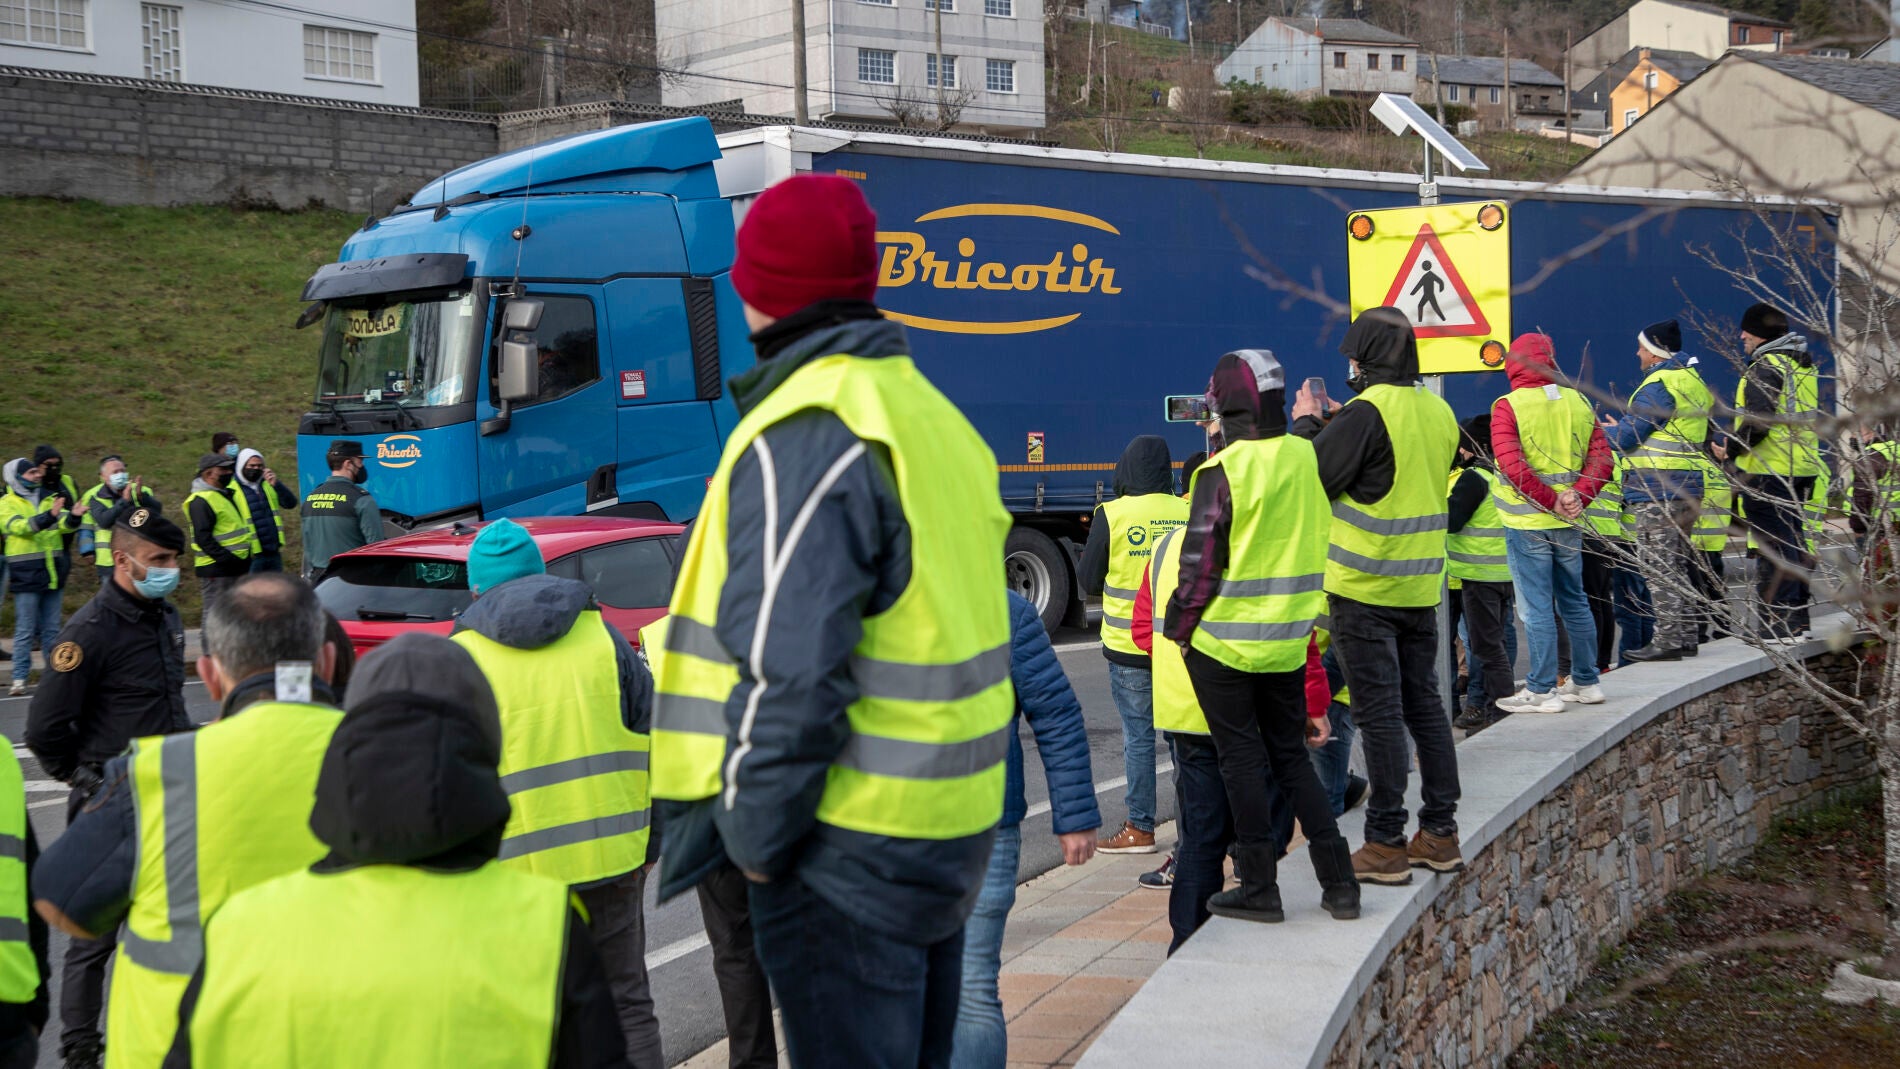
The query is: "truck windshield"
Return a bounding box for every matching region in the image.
[315,291,482,409]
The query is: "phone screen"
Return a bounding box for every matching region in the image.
[1303,377,1330,408]
[1165,395,1212,422]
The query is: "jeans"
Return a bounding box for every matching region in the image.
[1505,527,1600,692]
[249,551,285,573]
[1738,473,1815,636]
[697,865,777,1069]
[1327,595,1461,846]
[574,868,664,1069]
[1612,567,1654,663]
[1107,663,1156,833]
[951,824,1020,1069]
[1460,581,1516,713]
[1313,646,1357,816]
[752,877,964,1069]
[1165,732,1242,953]
[10,589,61,684]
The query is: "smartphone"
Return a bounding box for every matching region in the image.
[1165,395,1212,422]
[1303,377,1331,409]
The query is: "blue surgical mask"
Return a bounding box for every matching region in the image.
[225,443,240,458]
[107,471,130,491]
[129,560,181,600]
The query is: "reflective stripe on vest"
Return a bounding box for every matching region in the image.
[1447,468,1513,583]
[82,484,116,566]
[188,862,566,1069]
[1734,348,1823,477]
[1623,365,1712,470]
[1149,529,1207,734]
[1692,461,1733,552]
[0,492,68,590]
[109,703,341,1069]
[1097,493,1188,656]
[1492,384,1597,532]
[184,488,255,568]
[0,740,36,1004]
[1871,441,1900,520]
[1189,436,1328,672]
[455,609,652,885]
[1323,384,1459,609]
[651,354,1013,843]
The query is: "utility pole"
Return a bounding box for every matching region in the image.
[1102,39,1116,149]
[791,0,809,124]
[1502,31,1512,132]
[1563,29,1572,133]
[1431,51,1443,123]
[1454,0,1464,55]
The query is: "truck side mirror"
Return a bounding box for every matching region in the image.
[497,339,537,403]
[503,299,544,333]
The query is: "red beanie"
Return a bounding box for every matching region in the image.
[731,174,880,319]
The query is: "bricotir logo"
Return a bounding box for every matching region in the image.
[875,204,1123,335]
[377,434,423,469]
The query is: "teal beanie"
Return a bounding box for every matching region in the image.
[467,518,545,594]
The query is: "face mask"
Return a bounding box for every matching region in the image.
[243,467,264,483]
[19,478,38,491]
[225,443,240,458]
[1346,359,1367,395]
[107,471,130,491]
[350,463,368,486]
[125,557,181,600]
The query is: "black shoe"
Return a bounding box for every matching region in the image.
[1206,843,1283,923]
[1343,773,1370,813]
[1624,644,1686,662]
[1454,704,1509,735]
[61,1036,103,1069]
[1680,644,1699,657]
[1310,837,1362,920]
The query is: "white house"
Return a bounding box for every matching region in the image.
[1216,17,1416,99]
[1567,0,1792,84]
[0,0,419,106]
[658,0,1046,135]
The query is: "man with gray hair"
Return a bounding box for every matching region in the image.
[32,573,347,1069]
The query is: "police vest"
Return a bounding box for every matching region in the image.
[1098,493,1188,657]
[107,701,342,1069]
[1324,384,1459,608]
[0,740,37,1007]
[1582,465,1632,542]
[1492,384,1597,532]
[187,862,567,1069]
[0,490,71,591]
[1623,365,1712,471]
[298,478,368,520]
[1693,460,1733,553]
[454,611,651,886]
[1189,437,1327,672]
[183,487,254,568]
[1447,468,1512,583]
[1734,348,1823,478]
[651,354,1014,843]
[1149,528,1206,735]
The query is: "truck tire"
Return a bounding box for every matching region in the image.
[1005,528,1070,634]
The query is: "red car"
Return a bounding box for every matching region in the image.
[316,517,685,658]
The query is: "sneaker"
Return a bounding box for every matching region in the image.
[1569,683,1605,705]
[1352,840,1412,884]
[1097,821,1157,854]
[6,681,23,698]
[1407,828,1465,873]
[1496,688,1563,714]
[1556,676,1579,701]
[1138,855,1174,889]
[1453,704,1509,734]
[1343,774,1370,813]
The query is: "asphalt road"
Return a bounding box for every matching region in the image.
[0,624,1162,1068]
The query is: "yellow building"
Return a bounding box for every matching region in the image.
[1610,47,1709,133]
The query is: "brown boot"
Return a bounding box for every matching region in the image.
[1351,840,1413,885]
[1097,821,1157,854]
[1407,829,1465,873]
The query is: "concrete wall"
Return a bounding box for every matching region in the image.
[1318,44,1416,98]
[0,0,419,106]
[1568,11,1633,84]
[0,68,493,213]
[1626,1,1732,61]
[1217,20,1321,94]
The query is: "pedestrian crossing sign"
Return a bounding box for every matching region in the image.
[1345,201,1511,375]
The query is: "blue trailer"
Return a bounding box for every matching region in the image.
[297,118,1829,630]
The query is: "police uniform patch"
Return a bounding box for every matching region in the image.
[129,508,150,527]
[51,642,83,673]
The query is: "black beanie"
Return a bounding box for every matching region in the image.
[32,444,60,467]
[1459,414,1493,458]
[1740,303,1787,340]
[1638,319,1681,357]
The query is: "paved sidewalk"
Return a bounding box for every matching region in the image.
[676,823,1183,1069]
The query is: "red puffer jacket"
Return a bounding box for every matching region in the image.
[1489,333,1613,512]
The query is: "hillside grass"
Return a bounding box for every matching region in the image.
[0,197,359,623]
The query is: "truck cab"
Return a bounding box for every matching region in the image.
[295,117,752,529]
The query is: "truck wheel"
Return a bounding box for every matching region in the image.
[1005,528,1070,633]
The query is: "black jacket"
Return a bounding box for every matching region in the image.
[1733,332,1813,451]
[1079,435,1175,667]
[656,304,993,947]
[1291,308,1422,504]
[1447,464,1492,535]
[25,580,191,783]
[184,480,248,577]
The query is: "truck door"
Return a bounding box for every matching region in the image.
[477,286,618,517]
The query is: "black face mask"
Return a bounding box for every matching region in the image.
[1345,362,1368,395]
[350,463,368,486]
[243,466,265,483]
[42,464,61,484]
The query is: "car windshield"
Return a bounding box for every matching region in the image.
[314,291,482,409]
[315,556,472,623]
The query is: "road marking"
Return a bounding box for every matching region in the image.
[1022,761,1173,821]
[29,798,65,810]
[24,780,62,792]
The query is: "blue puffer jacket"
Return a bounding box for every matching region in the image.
[1004,592,1101,834]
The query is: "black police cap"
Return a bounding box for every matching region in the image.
[114,508,187,554]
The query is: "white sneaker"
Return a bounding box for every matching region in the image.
[1497,688,1563,714]
[1570,683,1606,704]
[1556,677,1580,702]
[6,681,22,698]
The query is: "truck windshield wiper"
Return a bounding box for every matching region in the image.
[355,608,437,621]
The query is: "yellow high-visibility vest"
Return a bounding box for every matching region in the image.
[1098,493,1187,657]
[1188,436,1328,672]
[1491,384,1596,533]
[1324,384,1459,607]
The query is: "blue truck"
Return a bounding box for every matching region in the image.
[297,118,1828,630]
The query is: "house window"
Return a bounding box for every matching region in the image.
[1623,108,1639,127]
[1254,66,1263,81]
[1391,54,1405,71]
[1643,70,1658,90]
[1446,84,1460,102]
[926,52,958,89]
[1333,51,1347,69]
[924,0,952,9]
[984,0,1012,15]
[858,47,895,84]
[0,0,87,49]
[1737,26,1750,44]
[1367,53,1380,70]
[141,4,182,81]
[303,25,376,82]
[1488,86,1500,104]
[859,0,894,5]
[986,57,1016,93]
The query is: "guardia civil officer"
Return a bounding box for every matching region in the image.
[24,509,192,1069]
[298,441,382,580]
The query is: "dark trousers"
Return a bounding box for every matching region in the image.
[1580,535,1619,672]
[751,877,963,1069]
[59,787,113,1055]
[1460,581,1515,714]
[248,551,284,574]
[1163,731,1291,954]
[197,573,237,618]
[697,864,777,1069]
[1181,648,1340,857]
[1739,474,1816,634]
[1612,566,1654,663]
[1692,548,1727,640]
[574,868,664,1069]
[1327,595,1461,845]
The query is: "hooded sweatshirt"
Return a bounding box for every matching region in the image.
[1733,332,1814,451]
[1290,307,1420,503]
[1163,353,1288,641]
[233,448,298,555]
[2,457,78,593]
[1490,334,1614,513]
[1078,435,1176,667]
